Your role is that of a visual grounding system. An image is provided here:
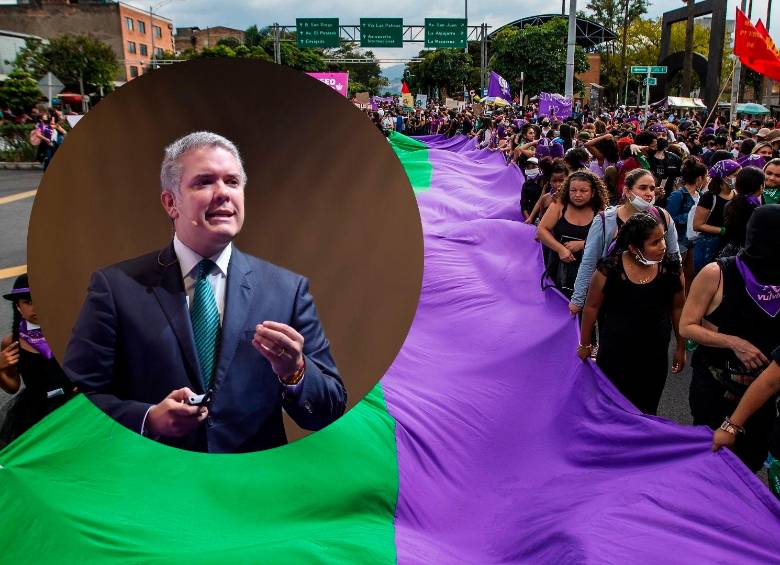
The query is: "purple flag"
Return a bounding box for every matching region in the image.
[539,92,573,119]
[487,71,511,101]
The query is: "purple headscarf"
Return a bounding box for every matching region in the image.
[708,159,741,179]
[549,141,564,159]
[649,124,667,134]
[741,154,767,169]
[535,144,550,158]
[702,126,716,136]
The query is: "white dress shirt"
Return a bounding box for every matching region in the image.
[173,234,231,323]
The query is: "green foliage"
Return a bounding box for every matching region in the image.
[490,19,590,96]
[585,0,648,33]
[37,35,118,90]
[216,37,241,49]
[406,49,474,99]
[0,122,37,162]
[186,44,273,63]
[244,25,265,47]
[0,68,43,114]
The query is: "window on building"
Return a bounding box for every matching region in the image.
[125,17,134,31]
[127,41,136,54]
[155,47,164,58]
[129,66,139,78]
[138,20,146,34]
[153,25,162,38]
[140,44,148,56]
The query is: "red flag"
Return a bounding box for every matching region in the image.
[756,20,780,58]
[401,81,410,94]
[734,9,780,81]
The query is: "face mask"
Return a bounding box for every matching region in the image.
[525,169,540,179]
[629,192,656,212]
[724,177,735,189]
[634,249,662,266]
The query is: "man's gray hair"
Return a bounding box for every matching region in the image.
[160,131,247,195]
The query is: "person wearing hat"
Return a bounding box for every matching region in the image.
[692,159,740,272]
[0,274,75,447]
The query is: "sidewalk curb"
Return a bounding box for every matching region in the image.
[0,162,42,170]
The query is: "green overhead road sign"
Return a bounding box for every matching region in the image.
[360,18,403,48]
[297,18,340,48]
[425,18,467,48]
[650,66,668,74]
[643,77,658,86]
[631,66,649,74]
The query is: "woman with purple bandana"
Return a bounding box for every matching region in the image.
[0,274,75,447]
[692,159,739,273]
[682,205,780,472]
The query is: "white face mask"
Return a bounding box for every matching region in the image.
[525,169,540,179]
[634,249,662,266]
[629,191,656,211]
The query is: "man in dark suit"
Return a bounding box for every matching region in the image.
[63,131,346,453]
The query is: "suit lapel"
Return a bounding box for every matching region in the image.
[150,243,204,393]
[214,248,254,387]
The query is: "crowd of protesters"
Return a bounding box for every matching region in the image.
[366,96,780,493]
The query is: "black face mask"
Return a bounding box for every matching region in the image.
[657,139,669,151]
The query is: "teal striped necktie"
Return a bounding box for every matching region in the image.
[190,259,221,389]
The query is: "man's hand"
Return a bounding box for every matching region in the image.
[0,341,19,370]
[146,387,207,438]
[253,321,304,381]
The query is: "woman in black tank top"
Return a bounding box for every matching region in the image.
[681,205,780,471]
[536,170,609,298]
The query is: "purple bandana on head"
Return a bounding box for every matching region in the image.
[19,319,53,359]
[549,142,564,158]
[742,154,767,169]
[649,124,667,134]
[736,257,780,317]
[535,144,550,158]
[708,159,741,179]
[703,127,716,136]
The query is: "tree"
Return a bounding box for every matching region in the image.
[0,68,43,114]
[586,0,648,36]
[585,0,649,102]
[406,49,473,99]
[216,37,241,49]
[13,34,120,93]
[326,43,388,95]
[245,25,264,48]
[490,19,589,97]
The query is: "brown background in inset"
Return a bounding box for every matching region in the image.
[27,58,423,443]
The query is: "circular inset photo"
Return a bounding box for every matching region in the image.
[26,58,423,453]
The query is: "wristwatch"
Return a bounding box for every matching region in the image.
[719,418,745,436]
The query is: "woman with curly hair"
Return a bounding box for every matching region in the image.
[524,158,569,225]
[578,212,687,415]
[536,170,610,298]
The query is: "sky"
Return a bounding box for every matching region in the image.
[122,0,780,65]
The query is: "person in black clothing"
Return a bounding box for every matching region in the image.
[720,166,764,258]
[536,170,609,298]
[578,212,687,415]
[692,159,739,272]
[647,136,682,208]
[520,157,543,221]
[681,205,780,472]
[0,274,76,447]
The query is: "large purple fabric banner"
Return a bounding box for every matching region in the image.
[539,91,573,119]
[487,71,511,101]
[385,133,780,563]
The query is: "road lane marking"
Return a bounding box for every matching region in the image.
[0,265,26,280]
[0,189,36,206]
